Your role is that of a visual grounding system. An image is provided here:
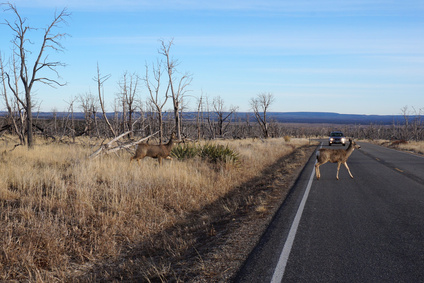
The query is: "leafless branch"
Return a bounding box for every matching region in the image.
[94,63,116,137]
[89,131,159,159]
[1,2,70,147]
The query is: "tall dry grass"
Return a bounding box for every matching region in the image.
[397,141,424,155]
[371,139,424,155]
[0,136,309,281]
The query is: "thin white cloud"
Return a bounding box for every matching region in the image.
[77,31,424,57]
[252,67,424,77]
[276,82,424,89]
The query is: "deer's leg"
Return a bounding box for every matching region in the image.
[158,157,163,166]
[343,162,354,179]
[315,162,322,180]
[315,159,329,180]
[336,162,341,180]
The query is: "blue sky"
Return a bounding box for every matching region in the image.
[1,0,424,115]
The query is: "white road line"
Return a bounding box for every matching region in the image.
[270,148,318,283]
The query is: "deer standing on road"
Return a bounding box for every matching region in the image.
[315,139,361,180]
[130,133,177,166]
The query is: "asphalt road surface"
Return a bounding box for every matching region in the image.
[235,141,424,283]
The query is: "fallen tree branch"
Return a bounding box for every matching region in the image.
[89,131,159,159]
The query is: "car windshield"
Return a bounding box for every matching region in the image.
[330,132,343,137]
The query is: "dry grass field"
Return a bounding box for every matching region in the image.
[0,135,313,282]
[396,141,424,155]
[371,139,424,155]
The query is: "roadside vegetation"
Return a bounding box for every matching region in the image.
[370,139,424,156]
[397,141,424,155]
[0,135,311,281]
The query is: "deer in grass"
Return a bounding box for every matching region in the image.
[130,133,177,166]
[315,139,361,180]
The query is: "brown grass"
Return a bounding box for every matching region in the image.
[397,141,424,155]
[371,139,424,155]
[0,136,311,282]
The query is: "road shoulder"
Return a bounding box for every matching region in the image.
[234,144,319,282]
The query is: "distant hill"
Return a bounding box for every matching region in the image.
[186,112,410,125]
[0,111,411,125]
[262,112,408,125]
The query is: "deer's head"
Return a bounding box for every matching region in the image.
[349,139,361,149]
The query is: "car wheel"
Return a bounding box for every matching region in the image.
[329,143,331,146]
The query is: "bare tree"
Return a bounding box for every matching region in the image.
[205,96,216,139]
[411,107,423,141]
[401,105,423,141]
[1,52,26,144]
[144,60,169,143]
[400,105,411,140]
[117,79,127,134]
[2,3,70,148]
[212,96,238,138]
[159,39,192,140]
[196,93,205,140]
[78,92,98,137]
[250,92,275,138]
[63,96,76,142]
[125,72,139,138]
[116,71,140,139]
[94,63,116,137]
[134,98,147,136]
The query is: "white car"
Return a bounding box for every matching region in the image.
[329,131,346,146]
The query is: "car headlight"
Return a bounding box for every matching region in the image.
[341,138,346,142]
[330,138,334,141]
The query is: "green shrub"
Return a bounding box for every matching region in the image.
[200,144,240,164]
[171,143,200,159]
[171,143,240,165]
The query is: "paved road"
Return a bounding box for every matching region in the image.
[235,141,424,282]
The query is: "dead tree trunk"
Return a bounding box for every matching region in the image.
[94,63,116,137]
[159,39,192,140]
[250,92,275,139]
[3,3,70,148]
[144,61,168,143]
